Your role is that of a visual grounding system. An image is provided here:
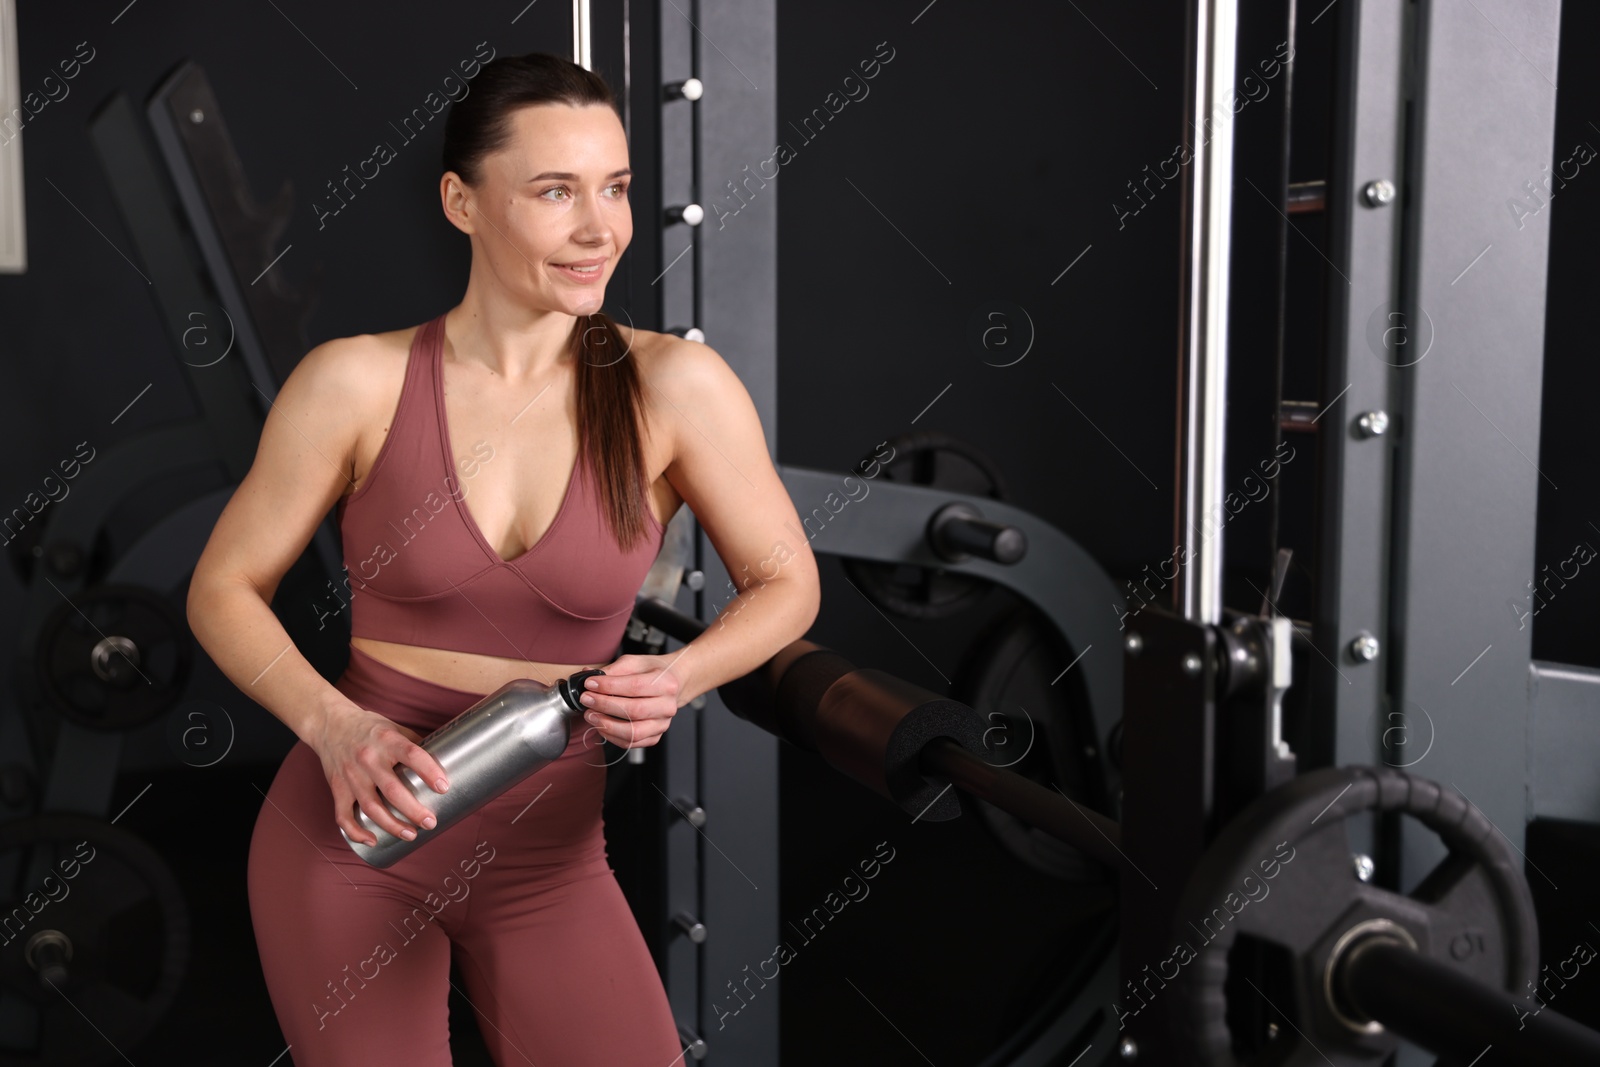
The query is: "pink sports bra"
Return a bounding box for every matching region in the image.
[336,313,665,665]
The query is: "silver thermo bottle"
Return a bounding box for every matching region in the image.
[340,667,606,868]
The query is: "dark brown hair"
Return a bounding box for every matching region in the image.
[441,53,652,551]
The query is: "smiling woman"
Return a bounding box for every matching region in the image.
[185,49,818,1067]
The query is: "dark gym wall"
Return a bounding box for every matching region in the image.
[771,3,1187,1063]
[1532,0,1600,670]
[775,2,1187,690]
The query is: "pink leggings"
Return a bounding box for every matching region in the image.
[247,644,684,1066]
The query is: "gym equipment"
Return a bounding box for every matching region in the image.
[1173,766,1540,1066]
[342,668,608,868]
[34,585,192,733]
[146,62,321,395]
[951,605,1105,881]
[1335,937,1600,1065]
[2,73,344,821]
[0,814,189,1067]
[771,455,1124,826]
[838,430,1023,621]
[637,593,1600,1064]
[641,594,1122,862]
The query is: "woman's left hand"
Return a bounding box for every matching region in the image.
[577,653,685,749]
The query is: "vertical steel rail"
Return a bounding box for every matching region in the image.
[573,0,593,69]
[1174,0,1239,625]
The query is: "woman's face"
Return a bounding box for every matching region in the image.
[451,102,633,318]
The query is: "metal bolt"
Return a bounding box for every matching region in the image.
[1125,633,1143,656]
[1182,652,1203,675]
[664,77,704,102]
[690,695,707,710]
[1356,410,1390,437]
[91,636,139,683]
[1363,179,1396,207]
[678,1023,709,1061]
[1266,1022,1280,1040]
[23,929,72,990]
[673,798,706,828]
[667,203,704,227]
[189,108,205,124]
[1350,631,1380,662]
[1119,1036,1139,1060]
[674,911,708,943]
[683,569,705,591]
[1354,854,1376,883]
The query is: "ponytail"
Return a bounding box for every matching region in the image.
[570,313,654,550]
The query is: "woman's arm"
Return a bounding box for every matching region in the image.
[187,337,369,743]
[186,335,449,844]
[640,337,821,706]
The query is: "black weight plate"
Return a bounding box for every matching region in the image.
[952,605,1106,881]
[35,584,194,732]
[0,814,190,1067]
[1172,766,1538,1067]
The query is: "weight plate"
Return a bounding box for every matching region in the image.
[953,605,1106,881]
[840,430,1009,620]
[1172,766,1538,1067]
[35,584,193,732]
[0,814,190,1067]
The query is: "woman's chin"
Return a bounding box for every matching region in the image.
[569,290,606,315]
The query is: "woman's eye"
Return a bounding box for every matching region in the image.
[540,185,627,201]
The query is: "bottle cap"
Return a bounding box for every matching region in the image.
[558,668,607,711]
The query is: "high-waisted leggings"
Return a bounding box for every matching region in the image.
[248,644,684,1066]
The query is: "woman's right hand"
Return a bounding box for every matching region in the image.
[309,700,450,847]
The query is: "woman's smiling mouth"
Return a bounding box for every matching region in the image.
[553,257,606,282]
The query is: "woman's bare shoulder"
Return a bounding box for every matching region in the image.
[617,323,704,385]
[289,324,419,409]
[616,322,664,361]
[620,323,736,393]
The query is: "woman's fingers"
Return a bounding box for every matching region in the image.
[585,668,681,701]
[319,709,452,847]
[330,781,372,847]
[581,688,678,723]
[334,784,403,848]
[372,766,438,836]
[585,709,668,748]
[381,725,450,797]
[396,739,451,796]
[356,743,441,840]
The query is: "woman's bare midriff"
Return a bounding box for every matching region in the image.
[348,637,600,696]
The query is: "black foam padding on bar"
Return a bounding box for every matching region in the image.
[883,698,989,821]
[772,649,856,751]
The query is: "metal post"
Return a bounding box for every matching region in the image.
[0,0,23,272]
[573,0,592,69]
[1174,0,1239,625]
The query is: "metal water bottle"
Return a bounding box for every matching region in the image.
[341,667,606,868]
